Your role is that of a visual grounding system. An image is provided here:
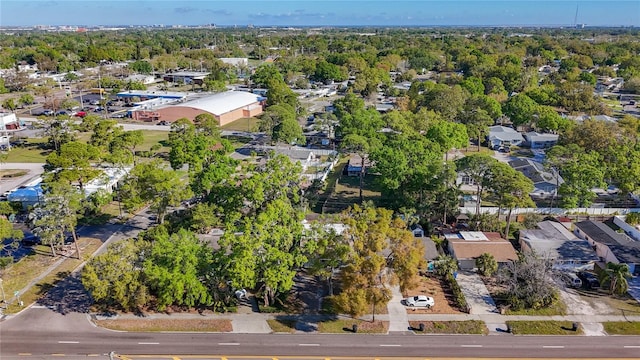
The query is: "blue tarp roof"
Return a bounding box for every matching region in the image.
[7,184,43,203]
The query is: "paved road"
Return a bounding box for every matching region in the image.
[1,308,640,360]
[0,162,45,194]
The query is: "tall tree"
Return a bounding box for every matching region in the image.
[81,239,149,311]
[120,160,192,223]
[144,229,212,310]
[486,162,534,238]
[335,204,424,319]
[45,141,101,192]
[455,154,498,214]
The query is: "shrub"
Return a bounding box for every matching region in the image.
[445,273,469,313]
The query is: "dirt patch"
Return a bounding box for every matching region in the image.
[403,275,464,314]
[94,318,233,332]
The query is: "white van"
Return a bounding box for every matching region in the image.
[562,272,582,288]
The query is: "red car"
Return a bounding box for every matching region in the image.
[75,111,87,118]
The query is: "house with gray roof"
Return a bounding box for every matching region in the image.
[487,125,524,149]
[520,221,598,271]
[574,220,640,275]
[524,131,559,149]
[508,158,563,199]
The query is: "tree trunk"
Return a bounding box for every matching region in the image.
[477,135,481,152]
[359,162,365,204]
[71,228,81,260]
[475,184,481,215]
[504,207,513,239]
[328,272,334,296]
[49,242,56,257]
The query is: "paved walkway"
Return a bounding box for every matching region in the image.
[455,271,498,314]
[386,285,410,333]
[92,310,640,335]
[454,271,506,334]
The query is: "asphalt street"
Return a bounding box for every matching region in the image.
[2,305,640,360]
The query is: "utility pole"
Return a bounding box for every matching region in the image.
[0,278,5,304]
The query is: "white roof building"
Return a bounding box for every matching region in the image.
[179,91,262,116]
[219,58,249,67]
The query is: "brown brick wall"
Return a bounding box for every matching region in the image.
[153,103,263,125]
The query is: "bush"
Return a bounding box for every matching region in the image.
[445,273,470,313]
[625,212,640,226]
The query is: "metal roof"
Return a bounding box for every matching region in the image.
[176,91,262,116]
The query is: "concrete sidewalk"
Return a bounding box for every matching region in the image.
[94,309,640,334]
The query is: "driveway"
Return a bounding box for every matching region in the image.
[627,275,640,304]
[455,271,497,314]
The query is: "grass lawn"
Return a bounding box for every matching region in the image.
[221,117,260,132]
[506,321,583,335]
[409,320,487,334]
[95,318,232,332]
[317,319,388,334]
[3,138,51,163]
[267,319,297,333]
[603,321,640,335]
[0,169,28,178]
[135,130,170,152]
[2,237,103,314]
[504,300,567,316]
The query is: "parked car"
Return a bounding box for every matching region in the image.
[157,120,169,126]
[75,111,87,118]
[42,109,54,116]
[562,272,582,288]
[21,234,41,246]
[405,295,434,308]
[577,271,600,290]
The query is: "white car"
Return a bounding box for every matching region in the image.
[405,295,435,308]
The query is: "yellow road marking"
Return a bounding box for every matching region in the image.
[87,355,100,357]
[117,357,640,360]
[17,353,31,356]
[51,354,66,357]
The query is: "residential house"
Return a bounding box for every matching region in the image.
[487,125,524,149]
[231,145,315,173]
[508,158,563,199]
[574,220,640,275]
[445,231,518,270]
[520,220,599,271]
[524,131,559,149]
[346,154,374,177]
[411,224,425,237]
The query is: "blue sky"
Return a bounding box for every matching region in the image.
[1,1,638,27]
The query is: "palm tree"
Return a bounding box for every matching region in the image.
[476,253,498,276]
[599,262,632,296]
[435,254,458,277]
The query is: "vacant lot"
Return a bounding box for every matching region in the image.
[404,275,465,314]
[95,318,232,332]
